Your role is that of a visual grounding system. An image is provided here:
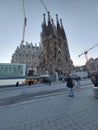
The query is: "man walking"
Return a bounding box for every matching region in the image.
[66,75,74,97]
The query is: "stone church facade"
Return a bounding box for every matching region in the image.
[38,12,73,75]
[11,12,73,76]
[11,42,41,75]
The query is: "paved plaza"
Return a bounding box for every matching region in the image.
[0,79,98,130]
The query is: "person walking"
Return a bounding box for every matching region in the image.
[94,70,98,87]
[66,75,74,97]
[48,78,51,86]
[16,81,19,87]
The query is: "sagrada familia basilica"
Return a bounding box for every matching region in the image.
[11,12,73,76]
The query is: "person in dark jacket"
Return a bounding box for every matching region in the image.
[66,75,74,97]
[94,70,98,87]
[16,81,19,87]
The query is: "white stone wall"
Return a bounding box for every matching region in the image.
[11,42,41,75]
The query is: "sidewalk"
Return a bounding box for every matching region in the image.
[0,79,98,130]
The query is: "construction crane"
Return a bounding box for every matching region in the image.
[40,0,53,21]
[21,0,27,45]
[41,0,48,13]
[78,43,98,61]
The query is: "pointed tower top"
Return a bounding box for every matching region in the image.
[43,13,46,25]
[48,12,52,28]
[43,13,45,17]
[56,14,59,23]
[60,19,63,29]
[48,11,50,15]
[41,13,47,38]
[56,14,61,36]
[56,14,60,27]
[60,19,66,39]
[48,11,51,24]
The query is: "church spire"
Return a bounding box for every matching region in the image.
[56,14,59,25]
[48,11,51,26]
[60,19,63,29]
[41,13,47,37]
[60,19,66,39]
[47,12,54,35]
[43,13,46,26]
[56,14,61,36]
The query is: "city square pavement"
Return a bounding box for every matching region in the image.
[0,79,98,130]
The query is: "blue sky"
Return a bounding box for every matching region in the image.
[0,0,98,66]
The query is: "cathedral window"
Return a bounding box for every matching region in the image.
[58,51,61,55]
